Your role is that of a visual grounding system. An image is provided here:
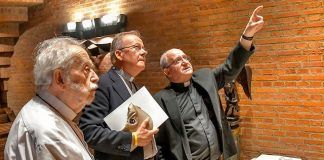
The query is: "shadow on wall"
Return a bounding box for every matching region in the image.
[9,22,59,114]
[9,21,114,114]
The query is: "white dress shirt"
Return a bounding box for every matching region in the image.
[4,90,93,160]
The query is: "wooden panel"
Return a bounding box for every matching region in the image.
[2,81,8,91]
[0,114,8,124]
[0,7,28,22]
[0,122,12,138]
[0,57,10,66]
[0,23,19,38]
[0,91,7,105]
[0,0,43,7]
[0,115,14,160]
[0,38,16,46]
[0,44,13,52]
[0,137,7,160]
[0,80,9,92]
[0,68,10,79]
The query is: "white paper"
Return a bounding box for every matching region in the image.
[253,154,301,160]
[104,87,169,131]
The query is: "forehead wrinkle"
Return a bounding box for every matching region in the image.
[123,35,142,44]
[167,49,185,60]
[70,50,91,69]
[80,53,96,69]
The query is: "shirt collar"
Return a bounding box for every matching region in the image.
[37,90,77,121]
[170,80,191,92]
[115,67,135,82]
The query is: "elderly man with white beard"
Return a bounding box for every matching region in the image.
[4,37,99,160]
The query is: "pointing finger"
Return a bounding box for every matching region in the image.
[252,5,263,18]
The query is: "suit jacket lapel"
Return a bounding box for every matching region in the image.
[161,89,192,160]
[192,72,214,96]
[161,89,184,135]
[109,68,131,101]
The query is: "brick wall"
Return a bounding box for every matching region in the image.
[8,0,323,159]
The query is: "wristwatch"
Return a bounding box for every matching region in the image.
[242,34,254,41]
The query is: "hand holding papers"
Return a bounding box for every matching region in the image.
[104,86,168,130]
[104,87,168,159]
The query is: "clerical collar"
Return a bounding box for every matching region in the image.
[170,81,191,92]
[114,67,135,82]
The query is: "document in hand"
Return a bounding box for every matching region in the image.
[104,86,169,131]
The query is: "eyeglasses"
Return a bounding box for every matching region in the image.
[165,55,191,68]
[118,44,147,53]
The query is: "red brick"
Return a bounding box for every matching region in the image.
[4,1,324,160]
[280,137,304,144]
[274,131,285,137]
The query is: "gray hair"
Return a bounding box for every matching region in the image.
[160,48,182,69]
[160,50,171,69]
[110,30,141,65]
[33,37,84,91]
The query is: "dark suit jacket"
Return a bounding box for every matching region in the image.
[154,43,254,160]
[79,67,144,160]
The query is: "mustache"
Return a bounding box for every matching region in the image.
[69,81,98,93]
[89,82,98,91]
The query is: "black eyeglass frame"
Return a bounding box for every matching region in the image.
[165,55,191,68]
[117,44,147,52]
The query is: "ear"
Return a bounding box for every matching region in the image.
[53,69,65,89]
[163,68,171,78]
[115,50,123,61]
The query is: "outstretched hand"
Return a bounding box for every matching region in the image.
[243,5,264,37]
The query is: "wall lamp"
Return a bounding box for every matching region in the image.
[62,14,127,39]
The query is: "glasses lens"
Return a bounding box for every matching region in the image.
[137,46,147,52]
[184,56,191,62]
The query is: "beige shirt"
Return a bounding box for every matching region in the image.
[4,90,93,160]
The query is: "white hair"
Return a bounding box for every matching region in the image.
[33,37,84,91]
[160,48,179,69]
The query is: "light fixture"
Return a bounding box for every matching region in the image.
[100,13,119,26]
[67,22,76,31]
[62,14,127,39]
[95,14,127,36]
[62,22,82,39]
[117,14,127,29]
[81,19,96,39]
[81,19,95,30]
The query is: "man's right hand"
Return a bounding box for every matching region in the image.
[134,118,159,147]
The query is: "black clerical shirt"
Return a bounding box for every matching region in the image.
[115,67,137,94]
[171,81,221,160]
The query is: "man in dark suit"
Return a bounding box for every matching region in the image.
[154,6,264,160]
[79,31,159,160]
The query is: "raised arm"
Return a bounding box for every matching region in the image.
[213,6,264,88]
[240,6,264,50]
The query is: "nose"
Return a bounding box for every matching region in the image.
[139,48,148,56]
[181,58,190,65]
[90,69,99,83]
